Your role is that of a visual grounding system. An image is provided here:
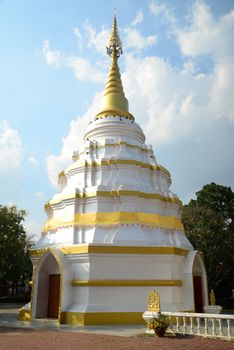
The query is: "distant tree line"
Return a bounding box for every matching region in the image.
[182,182,234,301]
[0,205,32,298]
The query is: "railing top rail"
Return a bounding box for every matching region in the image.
[162,311,234,320]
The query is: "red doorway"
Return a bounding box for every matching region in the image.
[193,276,203,313]
[47,274,60,318]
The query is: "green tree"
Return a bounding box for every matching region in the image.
[182,183,234,290]
[0,205,33,296]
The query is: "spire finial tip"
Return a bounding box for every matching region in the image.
[106,12,122,58]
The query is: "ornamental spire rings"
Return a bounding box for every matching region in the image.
[106,15,123,58]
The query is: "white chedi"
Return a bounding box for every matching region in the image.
[19,15,208,326]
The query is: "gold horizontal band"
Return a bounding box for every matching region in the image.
[47,190,181,207]
[30,245,188,257]
[85,141,151,153]
[65,159,171,178]
[60,311,144,325]
[42,211,184,233]
[71,279,182,287]
[59,310,194,325]
[95,109,135,121]
[72,141,156,162]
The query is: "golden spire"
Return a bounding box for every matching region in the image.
[95,15,134,121]
[107,14,122,57]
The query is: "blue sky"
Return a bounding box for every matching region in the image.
[0,0,233,240]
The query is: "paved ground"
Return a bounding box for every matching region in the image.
[0,307,145,337]
[0,305,234,350]
[1,328,234,350]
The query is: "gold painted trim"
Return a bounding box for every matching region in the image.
[65,159,171,178]
[42,211,182,230]
[29,248,48,257]
[58,170,65,180]
[85,141,151,153]
[72,141,155,162]
[60,311,144,325]
[71,279,182,287]
[42,211,184,233]
[95,109,135,121]
[30,245,188,257]
[48,190,181,207]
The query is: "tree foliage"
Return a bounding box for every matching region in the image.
[0,205,33,296]
[182,183,234,290]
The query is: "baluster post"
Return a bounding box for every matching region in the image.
[169,315,173,332]
[212,318,216,336]
[227,319,231,338]
[190,317,194,334]
[197,317,201,335]
[204,317,208,336]
[183,317,186,335]
[218,319,223,337]
[176,316,180,333]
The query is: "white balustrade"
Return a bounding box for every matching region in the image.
[161,311,234,341]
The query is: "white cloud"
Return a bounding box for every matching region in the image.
[149,0,176,26]
[84,21,109,53]
[73,26,83,51]
[41,38,105,83]
[124,27,157,51]
[0,120,23,173]
[24,219,42,241]
[209,58,234,122]
[46,92,101,186]
[172,2,234,123]
[83,20,157,54]
[175,2,234,60]
[123,53,233,144]
[149,0,166,15]
[131,10,144,26]
[182,60,196,74]
[34,191,46,200]
[42,40,62,68]
[73,26,82,40]
[66,56,105,83]
[27,156,38,167]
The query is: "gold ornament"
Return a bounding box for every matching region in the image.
[148,290,160,312]
[210,289,216,306]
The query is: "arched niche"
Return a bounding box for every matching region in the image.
[183,250,208,312]
[192,252,208,312]
[33,252,61,319]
